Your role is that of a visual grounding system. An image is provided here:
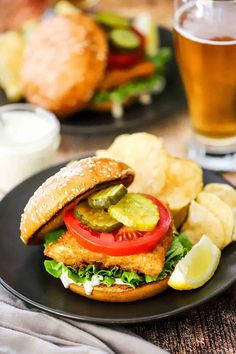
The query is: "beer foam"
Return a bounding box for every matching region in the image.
[174,1,236,45]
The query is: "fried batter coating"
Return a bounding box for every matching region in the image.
[44,228,173,277]
[22,14,107,116]
[99,61,156,91]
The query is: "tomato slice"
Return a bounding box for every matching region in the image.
[108,50,143,69]
[107,28,145,69]
[64,195,171,256]
[114,226,144,242]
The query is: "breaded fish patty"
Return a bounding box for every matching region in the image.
[22,14,107,116]
[44,228,173,277]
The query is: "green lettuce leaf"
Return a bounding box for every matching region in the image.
[44,260,84,283]
[92,47,171,104]
[145,233,193,282]
[103,276,115,287]
[44,260,63,278]
[44,229,65,248]
[121,271,145,288]
[148,47,172,74]
[44,233,192,288]
[93,74,164,104]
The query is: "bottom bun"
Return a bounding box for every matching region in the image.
[69,278,169,302]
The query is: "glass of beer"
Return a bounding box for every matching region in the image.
[173,0,236,171]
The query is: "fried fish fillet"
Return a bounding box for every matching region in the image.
[44,228,173,277]
[98,61,156,91]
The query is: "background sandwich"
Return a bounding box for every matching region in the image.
[90,12,171,118]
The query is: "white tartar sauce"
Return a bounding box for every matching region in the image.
[111,101,123,119]
[60,269,82,289]
[139,94,152,105]
[60,271,131,296]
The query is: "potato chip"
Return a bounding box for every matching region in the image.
[182,200,225,249]
[157,155,203,212]
[172,205,189,229]
[0,31,24,101]
[196,191,234,248]
[96,133,168,196]
[204,183,236,242]
[204,183,236,210]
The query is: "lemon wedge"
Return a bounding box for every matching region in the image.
[168,235,221,290]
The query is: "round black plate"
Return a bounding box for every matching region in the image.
[0,28,186,135]
[0,159,235,324]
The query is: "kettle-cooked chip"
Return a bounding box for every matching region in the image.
[157,155,203,214]
[196,191,234,248]
[96,133,168,196]
[171,205,189,229]
[204,183,236,211]
[182,200,225,249]
[204,183,236,242]
[0,31,24,101]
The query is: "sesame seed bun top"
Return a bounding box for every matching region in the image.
[20,157,134,245]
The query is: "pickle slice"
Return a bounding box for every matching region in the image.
[108,193,159,231]
[110,29,141,50]
[88,184,127,209]
[74,201,122,232]
[95,11,130,29]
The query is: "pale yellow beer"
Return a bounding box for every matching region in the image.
[174,1,236,139]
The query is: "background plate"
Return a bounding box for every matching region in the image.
[0,159,235,324]
[0,28,186,135]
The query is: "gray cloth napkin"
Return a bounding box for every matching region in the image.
[0,285,167,354]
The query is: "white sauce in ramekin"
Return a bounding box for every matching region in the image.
[0,104,60,192]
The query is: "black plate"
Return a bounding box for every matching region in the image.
[0,159,235,324]
[0,28,186,135]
